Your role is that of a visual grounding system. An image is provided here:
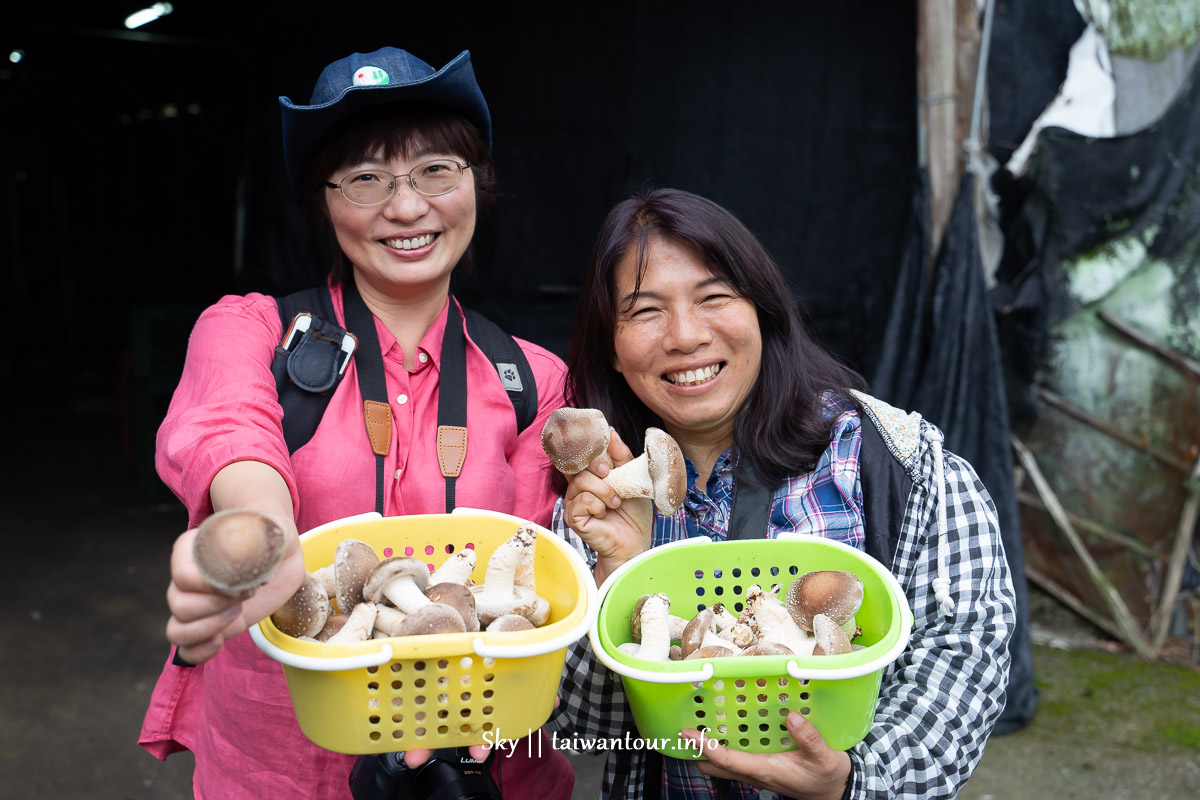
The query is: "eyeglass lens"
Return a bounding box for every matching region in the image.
[340,160,463,204]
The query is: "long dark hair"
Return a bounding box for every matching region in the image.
[566,187,867,485]
[301,102,496,285]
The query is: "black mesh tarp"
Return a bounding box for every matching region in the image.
[873,169,1039,734]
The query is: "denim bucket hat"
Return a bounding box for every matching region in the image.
[279,48,492,190]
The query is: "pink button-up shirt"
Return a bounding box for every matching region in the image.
[139,285,573,799]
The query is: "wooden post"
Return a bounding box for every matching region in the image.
[917,0,983,261]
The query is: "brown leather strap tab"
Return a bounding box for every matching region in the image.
[363,400,392,456]
[437,425,467,477]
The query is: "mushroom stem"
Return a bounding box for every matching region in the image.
[744,584,815,657]
[380,576,431,613]
[428,550,477,587]
[479,525,536,601]
[625,593,672,661]
[324,602,377,644]
[373,605,409,637]
[603,428,686,515]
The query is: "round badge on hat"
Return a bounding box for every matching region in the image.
[353,66,390,86]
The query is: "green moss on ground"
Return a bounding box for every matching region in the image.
[1030,645,1200,754]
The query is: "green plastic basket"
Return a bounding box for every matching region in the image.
[590,534,913,757]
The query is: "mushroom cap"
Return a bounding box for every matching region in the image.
[812,613,853,655]
[684,644,735,660]
[333,539,380,614]
[362,556,430,605]
[681,608,715,657]
[643,428,687,515]
[541,408,612,474]
[270,572,332,638]
[629,594,652,643]
[315,613,350,642]
[785,570,864,631]
[394,603,468,636]
[192,510,286,594]
[426,582,479,631]
[324,602,378,644]
[740,642,794,657]
[486,613,535,632]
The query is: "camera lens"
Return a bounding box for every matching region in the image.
[348,748,502,800]
[408,752,502,800]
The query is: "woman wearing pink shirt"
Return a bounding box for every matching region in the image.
[139,47,574,799]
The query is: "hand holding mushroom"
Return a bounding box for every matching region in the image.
[542,408,687,578]
[166,503,305,666]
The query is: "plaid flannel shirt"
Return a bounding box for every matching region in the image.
[546,397,1014,800]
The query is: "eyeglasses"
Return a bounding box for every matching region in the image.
[324,159,471,206]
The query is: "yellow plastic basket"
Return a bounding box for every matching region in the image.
[590,534,912,757]
[250,508,596,755]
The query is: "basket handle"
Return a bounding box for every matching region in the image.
[471,622,589,659]
[587,627,716,683]
[248,624,395,671]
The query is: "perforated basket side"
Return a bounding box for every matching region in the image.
[589,535,911,754]
[252,510,595,753]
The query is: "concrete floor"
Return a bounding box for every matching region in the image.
[3,405,1197,799]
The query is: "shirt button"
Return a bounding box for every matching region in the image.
[397,394,408,404]
[418,352,428,364]
[394,469,403,480]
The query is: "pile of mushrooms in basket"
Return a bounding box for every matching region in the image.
[541,407,867,661]
[191,509,554,644]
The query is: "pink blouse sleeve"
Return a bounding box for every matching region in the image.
[154,293,299,526]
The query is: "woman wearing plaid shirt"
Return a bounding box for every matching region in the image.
[544,188,1015,799]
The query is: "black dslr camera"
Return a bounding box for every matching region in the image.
[349,748,502,800]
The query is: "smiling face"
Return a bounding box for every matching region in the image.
[324,149,477,299]
[611,235,762,454]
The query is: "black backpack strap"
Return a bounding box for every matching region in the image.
[437,301,468,512]
[727,460,775,540]
[341,281,390,517]
[463,307,538,434]
[272,287,355,455]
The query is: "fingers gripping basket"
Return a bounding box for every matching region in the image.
[590,534,913,757]
[250,508,595,755]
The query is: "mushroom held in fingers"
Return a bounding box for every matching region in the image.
[603,428,687,516]
[785,570,864,632]
[333,539,380,615]
[192,509,287,595]
[270,572,332,638]
[540,407,614,474]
